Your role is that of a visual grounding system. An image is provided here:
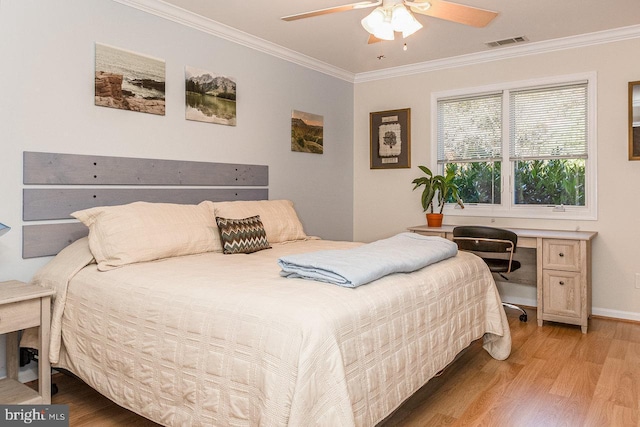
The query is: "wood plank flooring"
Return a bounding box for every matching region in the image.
[29,309,640,426]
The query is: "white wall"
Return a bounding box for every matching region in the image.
[0,0,354,378]
[354,38,640,319]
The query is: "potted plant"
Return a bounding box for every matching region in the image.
[411,165,464,227]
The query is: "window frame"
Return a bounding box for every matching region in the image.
[430,72,597,221]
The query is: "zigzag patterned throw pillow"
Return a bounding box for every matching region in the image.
[215,215,272,254]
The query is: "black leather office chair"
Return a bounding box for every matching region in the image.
[453,226,528,322]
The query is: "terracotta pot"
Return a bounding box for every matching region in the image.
[426,213,444,228]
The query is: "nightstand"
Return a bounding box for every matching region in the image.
[0,280,55,404]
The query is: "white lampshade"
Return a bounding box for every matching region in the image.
[374,21,395,40]
[401,16,423,38]
[0,223,10,237]
[361,7,395,41]
[361,7,385,33]
[361,4,422,41]
[390,4,411,31]
[391,4,423,38]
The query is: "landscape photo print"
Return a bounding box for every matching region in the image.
[94,43,166,115]
[185,66,237,126]
[291,110,324,154]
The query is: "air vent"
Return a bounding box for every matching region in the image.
[485,36,528,48]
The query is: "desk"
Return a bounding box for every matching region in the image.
[408,225,597,333]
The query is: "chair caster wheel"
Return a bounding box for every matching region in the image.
[519,314,528,322]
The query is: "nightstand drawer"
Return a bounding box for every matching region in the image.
[0,299,40,334]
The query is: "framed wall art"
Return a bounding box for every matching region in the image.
[629,81,640,160]
[370,108,411,169]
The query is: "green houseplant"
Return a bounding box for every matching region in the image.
[412,165,464,227]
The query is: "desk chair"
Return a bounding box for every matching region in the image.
[453,226,528,322]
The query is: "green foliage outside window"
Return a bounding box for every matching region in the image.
[514,159,585,206]
[444,162,501,204]
[444,159,585,206]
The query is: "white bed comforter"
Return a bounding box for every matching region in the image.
[27,237,510,427]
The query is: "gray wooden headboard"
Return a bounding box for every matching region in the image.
[22,151,269,258]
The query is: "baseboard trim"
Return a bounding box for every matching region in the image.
[591,307,640,323]
[500,297,640,324]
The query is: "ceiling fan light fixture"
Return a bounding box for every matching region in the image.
[374,21,395,40]
[401,20,422,38]
[406,1,431,12]
[390,4,411,30]
[361,7,384,32]
[362,3,423,41]
[392,5,423,38]
[361,7,395,40]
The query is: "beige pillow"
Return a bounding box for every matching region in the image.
[72,201,222,271]
[207,199,307,243]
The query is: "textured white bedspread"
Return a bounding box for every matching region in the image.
[29,237,510,427]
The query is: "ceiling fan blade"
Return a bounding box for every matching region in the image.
[408,0,498,27]
[367,34,383,44]
[282,1,381,21]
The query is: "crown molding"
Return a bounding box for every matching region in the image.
[112,0,356,82]
[354,24,640,83]
[113,1,640,85]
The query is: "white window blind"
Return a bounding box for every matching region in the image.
[509,83,588,160]
[437,93,502,164]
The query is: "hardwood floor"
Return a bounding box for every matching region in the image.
[29,310,640,426]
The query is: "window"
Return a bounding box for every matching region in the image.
[437,93,502,204]
[433,73,597,220]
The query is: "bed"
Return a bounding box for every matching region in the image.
[22,198,511,427]
[20,152,510,426]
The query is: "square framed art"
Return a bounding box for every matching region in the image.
[370,108,411,169]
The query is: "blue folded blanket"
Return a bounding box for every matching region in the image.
[277,232,458,288]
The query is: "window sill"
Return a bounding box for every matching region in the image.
[444,204,597,221]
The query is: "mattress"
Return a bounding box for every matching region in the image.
[28,237,510,426]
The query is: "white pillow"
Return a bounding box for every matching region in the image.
[206,199,308,243]
[72,201,222,271]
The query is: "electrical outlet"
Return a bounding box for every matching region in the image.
[636,273,640,289]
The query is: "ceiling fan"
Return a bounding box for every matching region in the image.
[281,0,498,43]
